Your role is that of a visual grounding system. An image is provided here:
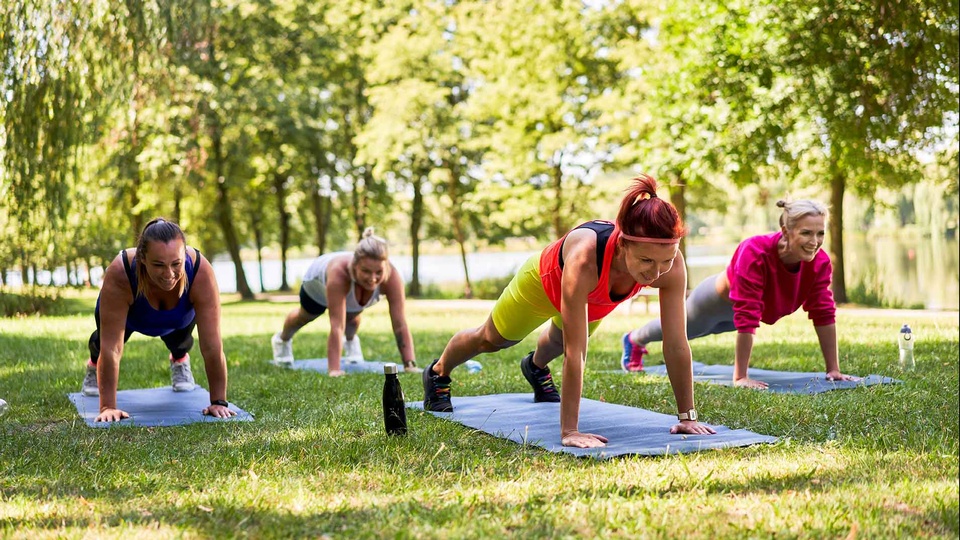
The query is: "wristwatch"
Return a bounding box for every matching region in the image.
[677,408,698,422]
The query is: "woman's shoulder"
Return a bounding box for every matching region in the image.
[106,248,135,271]
[185,246,203,264]
[739,231,779,248]
[565,226,601,248]
[811,249,833,270]
[561,228,600,269]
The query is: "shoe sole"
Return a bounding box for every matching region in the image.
[81,389,99,397]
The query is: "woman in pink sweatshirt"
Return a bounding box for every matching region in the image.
[621,199,859,388]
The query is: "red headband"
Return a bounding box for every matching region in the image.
[619,231,681,244]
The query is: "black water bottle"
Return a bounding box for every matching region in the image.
[383,363,408,435]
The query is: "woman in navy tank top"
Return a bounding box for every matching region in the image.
[82,218,236,423]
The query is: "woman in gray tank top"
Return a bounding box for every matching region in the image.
[270,228,419,376]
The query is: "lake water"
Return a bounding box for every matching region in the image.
[10,234,957,310]
[210,234,958,310]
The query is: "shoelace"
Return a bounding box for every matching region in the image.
[535,371,557,394]
[432,379,451,400]
[172,363,192,382]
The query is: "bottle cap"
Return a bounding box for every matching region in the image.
[900,324,912,333]
[383,363,398,375]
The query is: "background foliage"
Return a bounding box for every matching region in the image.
[1,0,957,299]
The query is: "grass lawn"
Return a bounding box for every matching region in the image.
[1,296,957,539]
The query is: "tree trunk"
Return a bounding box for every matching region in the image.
[201,18,252,300]
[211,129,254,300]
[670,173,689,286]
[83,257,93,287]
[274,172,290,291]
[173,182,182,224]
[252,215,265,294]
[551,164,565,237]
[311,186,331,254]
[829,165,847,303]
[351,169,372,240]
[447,162,472,298]
[408,177,424,297]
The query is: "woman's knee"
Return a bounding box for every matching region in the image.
[476,322,516,353]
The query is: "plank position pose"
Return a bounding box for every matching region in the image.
[423,175,716,448]
[271,228,418,376]
[621,199,858,389]
[82,218,236,422]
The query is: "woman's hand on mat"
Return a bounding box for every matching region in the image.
[561,431,609,448]
[826,370,859,382]
[329,369,346,377]
[671,421,717,435]
[95,408,130,423]
[734,377,769,389]
[203,404,237,418]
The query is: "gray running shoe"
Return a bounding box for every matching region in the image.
[342,336,364,362]
[82,364,99,397]
[170,354,197,392]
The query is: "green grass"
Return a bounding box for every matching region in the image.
[1,298,957,539]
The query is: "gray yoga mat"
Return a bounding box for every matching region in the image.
[408,393,777,459]
[274,358,391,374]
[68,386,254,428]
[640,362,900,394]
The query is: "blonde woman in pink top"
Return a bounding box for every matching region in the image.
[622,199,859,388]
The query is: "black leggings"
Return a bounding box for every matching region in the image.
[88,307,196,363]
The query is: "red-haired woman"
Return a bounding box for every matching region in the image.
[422,175,716,448]
[82,218,235,423]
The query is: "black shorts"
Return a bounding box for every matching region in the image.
[299,287,328,316]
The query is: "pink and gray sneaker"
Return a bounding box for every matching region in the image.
[621,332,647,372]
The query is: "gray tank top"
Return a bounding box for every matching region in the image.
[300,252,383,313]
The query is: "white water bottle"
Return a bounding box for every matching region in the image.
[465,360,483,373]
[898,324,915,371]
[0,398,8,417]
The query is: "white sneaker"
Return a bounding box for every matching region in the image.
[272,332,294,366]
[170,354,197,392]
[82,364,99,397]
[342,336,364,363]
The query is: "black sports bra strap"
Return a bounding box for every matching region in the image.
[558,221,614,278]
[191,248,202,281]
[120,250,137,296]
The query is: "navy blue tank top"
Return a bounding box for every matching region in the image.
[97,248,201,337]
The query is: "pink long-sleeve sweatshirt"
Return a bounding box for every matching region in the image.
[726,232,836,334]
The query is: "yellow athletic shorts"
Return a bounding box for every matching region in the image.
[490,254,602,341]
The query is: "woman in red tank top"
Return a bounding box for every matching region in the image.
[422,175,716,448]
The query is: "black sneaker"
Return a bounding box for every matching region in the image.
[520,352,561,403]
[423,359,453,412]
